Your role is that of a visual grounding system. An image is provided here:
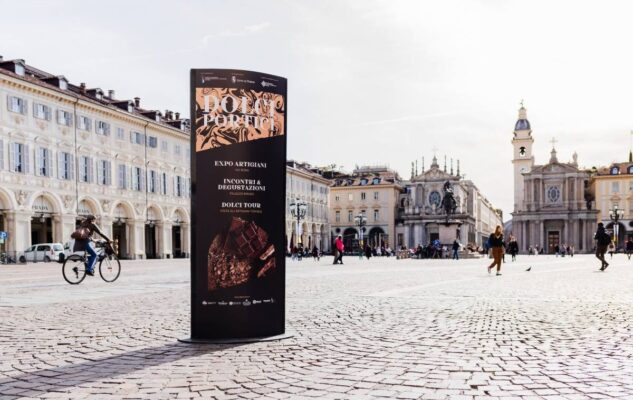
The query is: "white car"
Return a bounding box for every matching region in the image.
[62,239,106,259]
[63,240,83,259]
[19,243,65,263]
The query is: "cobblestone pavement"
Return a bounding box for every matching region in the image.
[2,254,633,399]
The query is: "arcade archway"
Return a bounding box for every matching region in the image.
[112,203,134,259]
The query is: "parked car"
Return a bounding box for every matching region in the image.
[62,240,81,260]
[61,239,110,263]
[19,243,64,263]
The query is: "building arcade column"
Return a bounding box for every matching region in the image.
[162,221,173,258]
[59,214,77,245]
[183,222,191,257]
[539,220,544,251]
[520,221,526,252]
[11,210,32,252]
[99,216,113,239]
[128,219,145,259]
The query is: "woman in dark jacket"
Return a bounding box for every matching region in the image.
[487,225,504,276]
[508,236,519,261]
[73,215,110,276]
[364,244,372,260]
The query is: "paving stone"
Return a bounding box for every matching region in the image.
[2,256,633,399]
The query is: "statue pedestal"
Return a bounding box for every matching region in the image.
[439,222,461,244]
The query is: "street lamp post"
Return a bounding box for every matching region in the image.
[354,212,367,256]
[289,198,307,248]
[609,205,624,248]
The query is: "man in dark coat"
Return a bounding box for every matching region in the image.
[594,222,611,271]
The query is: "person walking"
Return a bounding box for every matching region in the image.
[311,245,320,261]
[297,244,304,261]
[72,215,111,276]
[452,239,460,260]
[594,222,611,271]
[486,225,504,276]
[608,241,616,259]
[364,244,372,260]
[626,238,633,260]
[333,235,344,265]
[508,236,519,261]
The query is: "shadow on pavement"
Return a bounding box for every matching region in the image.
[0,341,242,396]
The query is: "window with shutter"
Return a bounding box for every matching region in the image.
[36,148,42,176]
[134,168,138,190]
[97,160,103,184]
[39,148,48,176]
[58,110,73,126]
[47,149,53,177]
[69,154,74,180]
[106,161,112,185]
[161,173,167,195]
[78,116,91,131]
[96,121,111,136]
[24,145,30,174]
[79,157,84,182]
[176,176,183,197]
[37,148,44,176]
[9,143,15,172]
[88,157,94,183]
[8,96,26,114]
[57,153,64,179]
[34,104,51,120]
[64,153,72,180]
[117,165,124,188]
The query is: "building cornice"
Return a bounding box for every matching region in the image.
[0,72,188,139]
[286,166,331,185]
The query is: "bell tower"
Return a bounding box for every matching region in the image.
[511,104,534,212]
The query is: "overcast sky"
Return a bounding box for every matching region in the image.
[3,0,632,218]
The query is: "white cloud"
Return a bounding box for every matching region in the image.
[3,0,633,218]
[202,21,271,45]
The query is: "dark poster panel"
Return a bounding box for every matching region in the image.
[189,69,287,340]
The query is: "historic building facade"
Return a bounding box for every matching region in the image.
[395,156,502,248]
[285,160,330,252]
[592,161,633,247]
[0,56,191,259]
[329,166,402,251]
[511,106,597,253]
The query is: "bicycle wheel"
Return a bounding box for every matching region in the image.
[62,255,87,285]
[99,255,121,282]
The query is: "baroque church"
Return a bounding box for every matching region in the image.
[395,155,502,249]
[511,106,598,253]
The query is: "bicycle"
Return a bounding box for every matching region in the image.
[62,240,121,284]
[0,252,16,264]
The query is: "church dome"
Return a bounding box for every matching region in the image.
[514,106,530,131]
[515,119,530,131]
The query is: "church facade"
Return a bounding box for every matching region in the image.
[511,106,598,253]
[395,156,502,249]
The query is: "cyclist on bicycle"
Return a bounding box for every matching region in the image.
[73,215,111,276]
